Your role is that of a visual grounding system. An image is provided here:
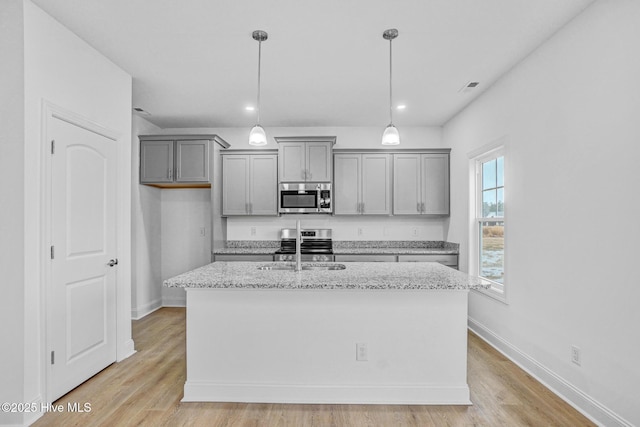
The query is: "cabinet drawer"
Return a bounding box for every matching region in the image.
[397,254,458,266]
[214,255,274,262]
[334,255,397,262]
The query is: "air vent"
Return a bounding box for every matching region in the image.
[458,81,480,93]
[133,107,151,116]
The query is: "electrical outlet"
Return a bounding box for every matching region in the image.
[411,227,419,237]
[571,345,581,366]
[200,227,206,237]
[356,343,368,361]
[357,228,363,236]
[250,227,256,236]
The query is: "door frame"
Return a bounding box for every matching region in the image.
[40,101,135,404]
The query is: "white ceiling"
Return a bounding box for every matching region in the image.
[32,0,595,129]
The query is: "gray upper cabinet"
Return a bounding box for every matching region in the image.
[275,136,335,182]
[175,140,209,182]
[139,135,226,187]
[334,153,391,215]
[140,140,174,183]
[393,152,450,215]
[222,152,278,216]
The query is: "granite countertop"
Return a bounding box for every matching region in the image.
[214,240,460,256]
[164,261,488,291]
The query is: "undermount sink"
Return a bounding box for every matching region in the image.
[257,263,346,271]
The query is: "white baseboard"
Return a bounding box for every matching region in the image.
[161,298,186,307]
[21,395,43,427]
[468,317,632,427]
[117,338,136,362]
[131,299,162,320]
[183,382,471,405]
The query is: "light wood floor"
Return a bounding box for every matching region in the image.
[33,307,594,426]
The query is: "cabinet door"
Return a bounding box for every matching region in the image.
[176,140,209,182]
[306,141,332,182]
[362,154,391,215]
[222,155,249,215]
[421,153,449,215]
[393,154,422,215]
[140,140,173,183]
[278,143,306,182]
[334,154,361,215]
[249,155,278,215]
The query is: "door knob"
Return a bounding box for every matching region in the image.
[108,259,118,267]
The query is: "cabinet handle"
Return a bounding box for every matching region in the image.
[307,169,311,180]
[417,202,420,213]
[421,202,425,213]
[168,168,172,180]
[361,203,365,214]
[249,203,253,214]
[176,168,180,179]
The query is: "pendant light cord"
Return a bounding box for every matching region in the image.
[257,39,262,124]
[389,37,393,126]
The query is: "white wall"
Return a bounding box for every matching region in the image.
[131,115,163,319]
[0,2,25,425]
[443,0,640,425]
[160,189,212,306]
[161,125,449,242]
[16,1,133,423]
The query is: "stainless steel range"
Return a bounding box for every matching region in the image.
[274,228,334,262]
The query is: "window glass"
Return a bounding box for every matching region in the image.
[483,189,497,217]
[496,156,504,187]
[480,220,504,283]
[482,159,496,190]
[476,152,505,292]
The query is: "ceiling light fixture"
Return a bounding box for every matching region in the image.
[382,28,400,146]
[249,30,268,146]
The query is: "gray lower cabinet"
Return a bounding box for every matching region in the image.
[140,137,210,185]
[335,253,458,269]
[397,254,458,269]
[334,255,397,262]
[393,152,450,215]
[214,254,274,262]
[334,153,392,215]
[222,152,278,216]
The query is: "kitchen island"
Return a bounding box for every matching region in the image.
[164,261,488,405]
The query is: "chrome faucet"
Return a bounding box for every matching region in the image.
[295,220,302,272]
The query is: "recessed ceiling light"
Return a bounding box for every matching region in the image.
[245,106,255,111]
[396,105,406,110]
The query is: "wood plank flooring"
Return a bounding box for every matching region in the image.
[33,307,594,426]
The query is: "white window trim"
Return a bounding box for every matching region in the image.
[468,138,507,304]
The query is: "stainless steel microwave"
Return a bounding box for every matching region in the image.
[278,183,332,214]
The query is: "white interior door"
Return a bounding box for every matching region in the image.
[48,114,118,401]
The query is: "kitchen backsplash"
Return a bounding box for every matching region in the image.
[225,215,448,241]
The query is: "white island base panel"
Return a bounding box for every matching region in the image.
[183,288,471,405]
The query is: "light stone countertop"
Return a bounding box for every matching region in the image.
[213,240,460,256]
[164,261,489,291]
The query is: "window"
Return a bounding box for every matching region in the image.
[471,145,505,299]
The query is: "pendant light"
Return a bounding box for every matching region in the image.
[249,30,268,146]
[382,29,400,145]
